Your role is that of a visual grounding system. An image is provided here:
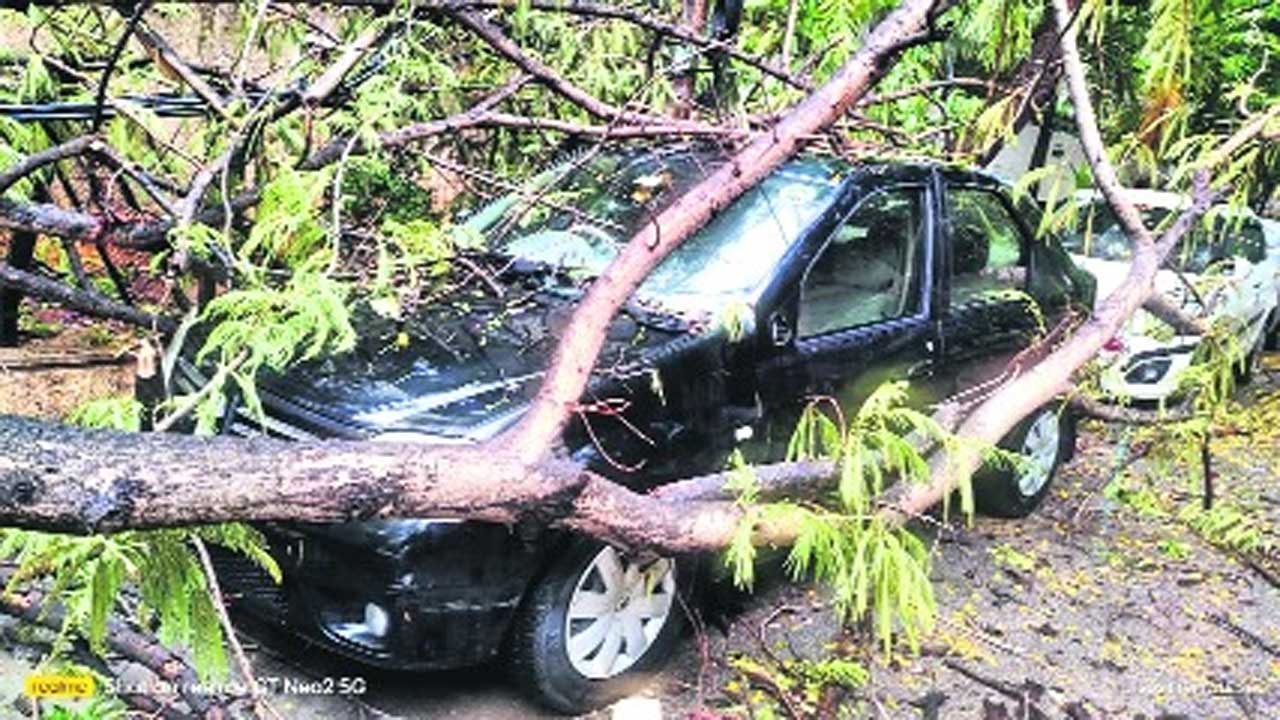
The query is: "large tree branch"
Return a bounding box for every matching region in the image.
[1143,293,1209,336]
[0,414,828,552]
[505,0,957,458]
[0,262,176,332]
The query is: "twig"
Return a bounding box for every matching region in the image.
[0,135,99,195]
[92,1,151,131]
[0,349,132,371]
[152,350,248,432]
[452,254,505,298]
[737,663,804,720]
[781,0,799,68]
[191,536,284,720]
[942,659,1021,699]
[1207,612,1280,658]
[447,8,716,131]
[233,0,271,95]
[300,73,530,168]
[1070,395,1196,425]
[132,22,231,121]
[59,237,93,292]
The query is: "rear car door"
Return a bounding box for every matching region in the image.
[747,182,944,461]
[938,181,1079,394]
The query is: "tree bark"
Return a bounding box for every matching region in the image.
[0,413,831,551]
[0,263,175,333]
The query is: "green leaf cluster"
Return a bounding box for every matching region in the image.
[725,382,977,657]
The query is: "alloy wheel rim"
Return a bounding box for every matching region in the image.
[564,546,677,679]
[1017,411,1060,497]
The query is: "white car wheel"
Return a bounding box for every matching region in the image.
[564,547,677,679]
[975,403,1072,518]
[1017,411,1061,498]
[508,540,695,714]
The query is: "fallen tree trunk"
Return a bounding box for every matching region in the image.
[0,413,828,551]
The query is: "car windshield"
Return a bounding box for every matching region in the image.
[469,149,841,308]
[1063,200,1266,273]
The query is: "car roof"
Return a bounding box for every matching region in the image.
[590,143,1005,192]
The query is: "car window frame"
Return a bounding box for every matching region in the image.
[942,182,1040,311]
[793,183,934,346]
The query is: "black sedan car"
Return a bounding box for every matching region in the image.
[190,145,1094,713]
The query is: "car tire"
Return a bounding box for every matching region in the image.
[973,402,1075,519]
[507,540,698,714]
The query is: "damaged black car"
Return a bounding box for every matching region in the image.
[179,145,1095,714]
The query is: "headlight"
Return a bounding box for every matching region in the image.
[1124,357,1173,384]
[321,599,393,651]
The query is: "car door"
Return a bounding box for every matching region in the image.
[745,182,945,462]
[938,182,1055,395]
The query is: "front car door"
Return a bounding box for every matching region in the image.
[747,175,944,461]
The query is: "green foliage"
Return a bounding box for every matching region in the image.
[0,523,279,680]
[726,383,973,656]
[728,651,868,714]
[194,271,356,431]
[1179,503,1271,555]
[955,0,1044,73]
[343,155,434,226]
[43,693,127,720]
[65,397,143,432]
[791,656,869,690]
[239,168,336,270]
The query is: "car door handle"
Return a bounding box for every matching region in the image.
[769,312,793,346]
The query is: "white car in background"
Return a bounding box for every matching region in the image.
[1063,189,1280,402]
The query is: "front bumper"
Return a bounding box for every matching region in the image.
[211,520,551,670]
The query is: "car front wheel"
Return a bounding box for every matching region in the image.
[508,541,695,714]
[974,403,1074,518]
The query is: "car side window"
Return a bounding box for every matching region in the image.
[949,188,1026,305]
[798,188,924,338]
